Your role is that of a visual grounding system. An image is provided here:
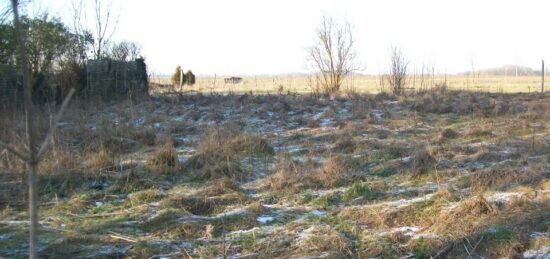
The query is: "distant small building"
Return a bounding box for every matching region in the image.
[224,77,243,84]
[86,58,148,99]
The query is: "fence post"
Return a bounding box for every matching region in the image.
[542,60,545,93]
[179,68,183,91]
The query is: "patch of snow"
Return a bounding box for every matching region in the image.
[227,226,267,237]
[411,233,440,240]
[395,226,420,235]
[530,232,549,238]
[95,201,104,207]
[523,246,550,259]
[297,226,318,244]
[310,210,326,217]
[229,253,260,259]
[248,193,261,198]
[463,161,485,170]
[500,147,517,155]
[379,226,440,240]
[173,115,186,122]
[309,186,348,196]
[390,193,435,209]
[313,108,329,120]
[373,111,384,121]
[320,118,335,127]
[133,117,145,127]
[178,155,192,164]
[401,156,413,163]
[347,193,435,210]
[263,204,277,209]
[257,216,274,224]
[213,207,248,218]
[487,192,522,204]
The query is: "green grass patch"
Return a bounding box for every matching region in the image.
[342,182,380,202]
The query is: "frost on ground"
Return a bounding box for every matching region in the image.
[1,91,550,258]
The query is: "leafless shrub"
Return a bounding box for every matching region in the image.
[387,46,408,95]
[308,15,358,95]
[108,40,141,61]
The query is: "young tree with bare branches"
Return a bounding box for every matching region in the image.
[1,2,75,258]
[308,15,358,95]
[86,0,119,59]
[387,46,408,95]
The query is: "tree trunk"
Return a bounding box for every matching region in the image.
[11,0,39,258]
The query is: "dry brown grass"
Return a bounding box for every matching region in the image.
[185,128,273,180]
[430,194,499,238]
[469,167,548,191]
[297,225,353,257]
[339,188,461,230]
[267,156,350,192]
[332,135,356,153]
[267,159,301,192]
[410,146,436,178]
[435,128,459,142]
[197,177,242,197]
[147,139,179,174]
[86,147,114,171]
[464,126,493,138]
[165,196,217,216]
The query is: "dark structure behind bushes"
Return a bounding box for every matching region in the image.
[86,58,149,99]
[0,58,149,108]
[0,65,19,110]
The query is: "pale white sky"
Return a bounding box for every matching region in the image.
[15,0,550,75]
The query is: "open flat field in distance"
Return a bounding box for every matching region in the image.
[1,87,550,258]
[151,75,546,94]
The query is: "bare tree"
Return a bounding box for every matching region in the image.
[308,15,357,95]
[387,46,408,95]
[70,0,91,63]
[108,40,141,61]
[0,2,75,258]
[91,0,118,59]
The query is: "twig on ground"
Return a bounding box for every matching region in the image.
[108,231,137,243]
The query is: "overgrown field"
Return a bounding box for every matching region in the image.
[151,75,546,94]
[1,89,550,258]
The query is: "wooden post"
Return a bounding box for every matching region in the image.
[542,60,545,93]
[179,68,183,91]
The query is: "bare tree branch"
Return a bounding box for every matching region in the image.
[92,0,119,59]
[0,140,28,161]
[37,88,75,159]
